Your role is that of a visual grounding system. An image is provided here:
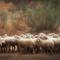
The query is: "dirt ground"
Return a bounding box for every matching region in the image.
[0,53,60,60]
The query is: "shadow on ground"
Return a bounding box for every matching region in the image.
[0,53,60,60]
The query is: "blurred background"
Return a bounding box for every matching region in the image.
[0,0,60,35]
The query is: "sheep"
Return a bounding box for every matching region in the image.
[19,33,34,39]
[3,35,18,53]
[0,36,3,52]
[38,33,48,40]
[0,36,6,53]
[35,37,54,54]
[47,33,58,37]
[19,34,26,38]
[24,33,34,38]
[52,37,60,53]
[38,33,47,37]
[33,35,39,38]
[15,33,36,54]
[47,33,59,46]
[45,33,60,54]
[1,33,60,54]
[17,37,38,54]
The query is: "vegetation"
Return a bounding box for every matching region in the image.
[0,0,60,34]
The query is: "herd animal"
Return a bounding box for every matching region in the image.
[0,33,60,54]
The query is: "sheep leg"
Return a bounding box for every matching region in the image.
[32,47,35,54]
[50,48,54,55]
[17,45,21,52]
[1,46,2,53]
[12,46,14,53]
[13,45,16,53]
[18,44,22,54]
[0,46,1,53]
[15,45,17,52]
[7,45,10,53]
[27,47,32,54]
[20,47,23,54]
[4,46,5,53]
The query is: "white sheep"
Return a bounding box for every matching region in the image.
[38,33,48,40]
[17,37,38,54]
[2,35,18,52]
[35,36,54,53]
[47,33,60,47]
[46,34,60,53]
[0,33,60,54]
[0,36,6,52]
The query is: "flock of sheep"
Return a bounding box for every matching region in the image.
[0,33,60,54]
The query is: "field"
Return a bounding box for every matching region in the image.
[0,0,60,60]
[0,53,60,60]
